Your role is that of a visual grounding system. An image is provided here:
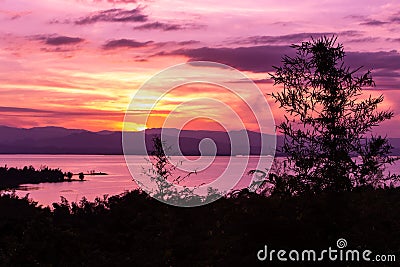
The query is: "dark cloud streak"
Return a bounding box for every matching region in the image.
[103,38,153,49]
[75,7,147,25]
[0,107,50,114]
[231,33,331,45]
[168,45,294,73]
[177,40,200,45]
[360,19,388,26]
[45,36,84,45]
[133,22,182,31]
[133,21,205,31]
[163,45,400,90]
[230,31,363,45]
[0,106,121,118]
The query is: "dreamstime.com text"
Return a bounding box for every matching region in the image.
[257,238,396,263]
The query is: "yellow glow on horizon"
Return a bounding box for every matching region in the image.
[118,121,147,132]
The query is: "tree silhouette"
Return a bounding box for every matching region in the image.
[270,36,398,194]
[141,136,221,205]
[66,172,73,181]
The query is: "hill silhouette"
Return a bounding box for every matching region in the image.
[0,126,278,155]
[0,125,399,155]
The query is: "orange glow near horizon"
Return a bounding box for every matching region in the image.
[142,83,266,132]
[0,0,399,135]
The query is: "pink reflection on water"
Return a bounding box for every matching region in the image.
[2,155,271,207]
[4,155,397,207]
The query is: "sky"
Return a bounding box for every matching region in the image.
[0,0,400,135]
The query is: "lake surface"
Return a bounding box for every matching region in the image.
[0,155,274,206]
[1,155,399,207]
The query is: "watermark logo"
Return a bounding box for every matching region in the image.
[336,238,347,249]
[122,61,276,207]
[257,238,396,263]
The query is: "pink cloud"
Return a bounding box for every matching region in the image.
[0,0,399,135]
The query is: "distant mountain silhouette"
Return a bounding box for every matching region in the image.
[0,125,399,155]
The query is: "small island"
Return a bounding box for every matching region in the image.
[0,165,108,190]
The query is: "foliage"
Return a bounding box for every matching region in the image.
[269,36,399,194]
[0,188,400,266]
[141,136,221,205]
[249,158,298,197]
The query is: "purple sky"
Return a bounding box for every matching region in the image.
[0,0,399,135]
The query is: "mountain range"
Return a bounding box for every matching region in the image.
[0,126,399,156]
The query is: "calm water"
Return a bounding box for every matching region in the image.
[1,155,399,207]
[0,155,274,206]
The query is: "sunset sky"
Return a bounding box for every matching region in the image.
[1,0,400,135]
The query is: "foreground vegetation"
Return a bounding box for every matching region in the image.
[267,35,399,194]
[0,188,398,266]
